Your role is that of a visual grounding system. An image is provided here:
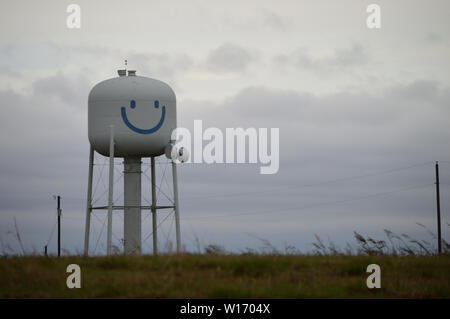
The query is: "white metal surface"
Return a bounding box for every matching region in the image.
[172,161,181,253]
[107,125,114,255]
[85,71,182,256]
[88,75,176,157]
[151,157,158,255]
[83,146,94,256]
[123,157,142,254]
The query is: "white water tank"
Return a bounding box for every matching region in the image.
[88,70,176,157]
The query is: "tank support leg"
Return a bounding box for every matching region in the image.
[107,125,114,255]
[151,157,158,255]
[172,160,181,253]
[83,145,94,256]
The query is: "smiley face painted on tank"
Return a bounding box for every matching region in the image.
[121,100,166,134]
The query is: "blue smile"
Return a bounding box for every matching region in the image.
[121,100,166,134]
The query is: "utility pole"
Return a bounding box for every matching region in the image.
[435,161,442,255]
[57,195,62,257]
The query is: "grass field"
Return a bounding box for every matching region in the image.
[0,254,449,298]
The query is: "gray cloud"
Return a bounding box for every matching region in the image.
[205,43,254,73]
[274,44,369,72]
[127,52,193,80]
[183,80,450,141]
[1,0,450,255]
[0,42,194,90]
[32,73,91,109]
[423,32,444,44]
[1,76,450,254]
[262,11,291,30]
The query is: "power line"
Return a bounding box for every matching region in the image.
[182,183,434,221]
[45,220,57,247]
[185,161,433,199]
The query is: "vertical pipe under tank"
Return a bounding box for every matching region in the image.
[123,157,142,254]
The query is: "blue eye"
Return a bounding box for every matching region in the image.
[154,100,159,108]
[130,100,136,109]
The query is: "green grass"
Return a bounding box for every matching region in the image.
[0,254,449,298]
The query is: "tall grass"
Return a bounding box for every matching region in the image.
[1,219,448,257]
[311,223,450,256]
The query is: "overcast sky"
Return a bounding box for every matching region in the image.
[1,0,449,255]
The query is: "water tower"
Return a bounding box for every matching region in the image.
[83,69,182,256]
